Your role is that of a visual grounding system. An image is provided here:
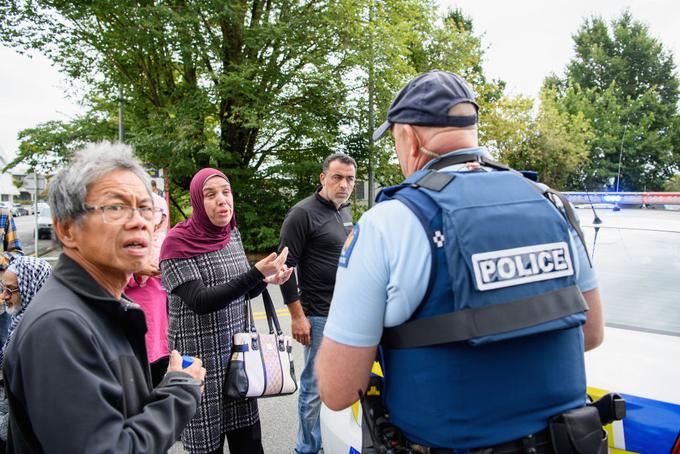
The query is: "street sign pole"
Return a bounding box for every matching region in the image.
[34,172,39,257]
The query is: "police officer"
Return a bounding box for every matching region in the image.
[316,70,604,453]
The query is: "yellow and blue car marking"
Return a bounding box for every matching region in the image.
[589,385,680,454]
[344,372,680,454]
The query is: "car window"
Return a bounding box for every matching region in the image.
[39,207,52,218]
[579,208,680,336]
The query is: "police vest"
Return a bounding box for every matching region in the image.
[375,153,589,448]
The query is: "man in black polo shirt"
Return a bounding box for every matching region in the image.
[278,152,356,454]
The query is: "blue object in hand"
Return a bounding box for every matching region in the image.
[182,355,194,368]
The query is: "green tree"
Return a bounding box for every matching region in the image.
[663,174,680,192]
[514,89,592,190]
[481,94,533,161]
[1,1,510,249]
[551,11,680,191]
[1,0,443,248]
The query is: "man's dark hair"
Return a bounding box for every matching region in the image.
[322,153,357,173]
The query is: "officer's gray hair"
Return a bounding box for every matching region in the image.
[322,153,357,173]
[49,141,151,224]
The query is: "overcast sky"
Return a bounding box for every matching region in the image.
[442,0,680,96]
[1,0,679,160]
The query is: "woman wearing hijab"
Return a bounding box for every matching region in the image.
[160,168,292,454]
[0,256,52,449]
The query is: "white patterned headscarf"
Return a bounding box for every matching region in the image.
[0,256,52,365]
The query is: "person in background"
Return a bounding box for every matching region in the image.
[160,167,293,454]
[124,179,171,386]
[149,179,169,254]
[277,153,356,454]
[0,256,52,452]
[3,141,206,453]
[0,208,23,349]
[151,179,161,196]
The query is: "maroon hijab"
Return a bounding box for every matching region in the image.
[159,168,237,261]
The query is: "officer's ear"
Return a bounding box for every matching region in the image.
[400,125,421,158]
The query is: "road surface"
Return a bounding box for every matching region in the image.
[12,214,56,256]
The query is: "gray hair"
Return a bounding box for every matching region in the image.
[49,141,151,223]
[322,153,357,173]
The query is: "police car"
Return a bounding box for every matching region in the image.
[320,204,680,454]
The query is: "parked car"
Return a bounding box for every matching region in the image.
[11,206,29,217]
[0,201,13,212]
[36,207,53,240]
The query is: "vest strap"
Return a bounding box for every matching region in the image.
[411,171,455,192]
[525,182,593,268]
[381,285,588,349]
[427,153,511,171]
[545,188,592,268]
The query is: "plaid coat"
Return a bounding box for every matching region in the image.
[162,229,259,453]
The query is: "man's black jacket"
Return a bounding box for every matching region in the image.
[3,254,201,453]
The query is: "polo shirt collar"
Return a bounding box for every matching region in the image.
[314,186,351,210]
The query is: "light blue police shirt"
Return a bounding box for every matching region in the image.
[324,153,598,347]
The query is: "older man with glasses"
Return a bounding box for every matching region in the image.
[2,141,206,454]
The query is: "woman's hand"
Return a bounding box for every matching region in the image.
[255,247,289,279]
[138,262,160,277]
[132,262,160,287]
[263,266,294,285]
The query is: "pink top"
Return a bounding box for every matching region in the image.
[125,275,169,363]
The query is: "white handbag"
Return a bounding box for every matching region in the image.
[224,288,298,399]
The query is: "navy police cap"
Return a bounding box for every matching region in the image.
[373,70,479,142]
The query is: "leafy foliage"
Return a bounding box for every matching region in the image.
[12,4,642,248]
[549,11,680,191]
[3,0,513,250]
[663,173,680,192]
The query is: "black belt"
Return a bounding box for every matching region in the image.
[414,427,553,454]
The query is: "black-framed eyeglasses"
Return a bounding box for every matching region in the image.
[84,204,163,224]
[0,284,20,296]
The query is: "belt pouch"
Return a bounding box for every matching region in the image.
[549,406,607,454]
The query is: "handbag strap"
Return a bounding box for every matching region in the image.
[245,296,257,334]
[261,288,283,336]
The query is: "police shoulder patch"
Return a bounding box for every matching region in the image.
[338,224,359,268]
